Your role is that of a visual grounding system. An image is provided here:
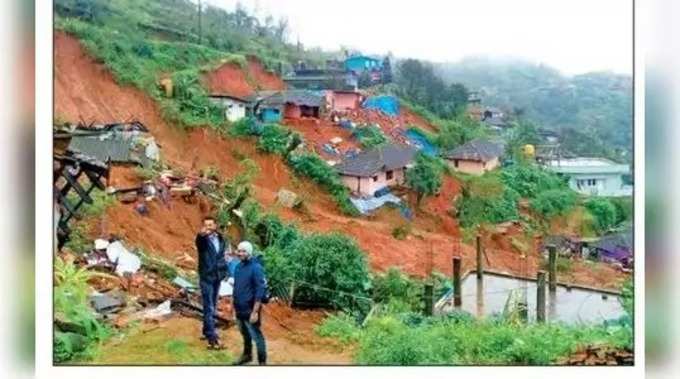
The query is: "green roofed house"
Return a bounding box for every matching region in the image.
[544,157,632,197]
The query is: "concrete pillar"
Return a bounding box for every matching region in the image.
[453,257,462,307]
[537,270,546,323]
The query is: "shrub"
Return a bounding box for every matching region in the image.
[500,163,569,198]
[406,153,443,206]
[287,153,358,216]
[456,174,520,227]
[584,198,618,233]
[372,268,423,312]
[289,233,371,311]
[352,125,387,148]
[257,124,296,155]
[391,225,410,240]
[54,257,110,362]
[529,189,578,219]
[316,313,362,344]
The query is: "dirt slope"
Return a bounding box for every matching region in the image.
[202,56,286,98]
[55,32,626,290]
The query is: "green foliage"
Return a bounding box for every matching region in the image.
[229,116,259,137]
[540,256,573,273]
[257,124,298,155]
[354,315,630,365]
[288,153,358,216]
[352,125,388,148]
[530,189,578,219]
[316,313,362,344]
[584,198,618,233]
[610,197,633,225]
[63,222,91,254]
[434,115,487,150]
[406,153,444,206]
[395,59,469,119]
[80,188,115,218]
[391,224,411,240]
[500,163,570,199]
[54,257,111,362]
[290,233,371,311]
[372,268,424,312]
[456,173,519,227]
[436,58,632,163]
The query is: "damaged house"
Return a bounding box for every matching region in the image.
[335,143,418,197]
[326,90,364,113]
[443,139,505,175]
[254,90,326,122]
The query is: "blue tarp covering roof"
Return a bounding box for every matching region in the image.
[404,129,438,157]
[362,96,399,117]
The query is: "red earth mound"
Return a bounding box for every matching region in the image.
[247,57,287,91]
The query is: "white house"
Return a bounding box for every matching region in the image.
[208,94,248,122]
[544,157,632,197]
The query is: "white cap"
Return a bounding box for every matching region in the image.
[94,239,110,250]
[237,241,253,256]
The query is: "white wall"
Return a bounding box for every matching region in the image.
[209,97,246,122]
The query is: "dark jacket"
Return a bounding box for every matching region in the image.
[233,257,266,318]
[195,232,228,282]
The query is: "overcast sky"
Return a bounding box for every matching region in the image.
[205,0,633,76]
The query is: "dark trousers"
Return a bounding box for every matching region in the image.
[199,279,221,342]
[236,313,267,364]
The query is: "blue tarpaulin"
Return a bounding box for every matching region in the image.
[351,193,401,215]
[362,96,399,117]
[404,129,438,157]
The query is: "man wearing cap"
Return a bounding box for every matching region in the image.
[232,241,268,365]
[195,216,230,349]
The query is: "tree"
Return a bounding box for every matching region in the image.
[406,153,443,207]
[290,233,371,311]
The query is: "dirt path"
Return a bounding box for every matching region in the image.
[91,304,353,365]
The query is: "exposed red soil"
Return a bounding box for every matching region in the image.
[246,57,287,92]
[282,117,360,160]
[401,106,439,132]
[108,165,144,189]
[55,32,627,291]
[201,57,286,98]
[202,62,254,98]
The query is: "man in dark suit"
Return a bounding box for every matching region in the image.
[195,216,230,349]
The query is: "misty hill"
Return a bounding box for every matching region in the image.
[435,57,632,163]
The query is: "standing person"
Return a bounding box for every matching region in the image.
[232,241,267,365]
[195,216,230,349]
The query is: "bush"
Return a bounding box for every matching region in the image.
[54,257,110,362]
[257,124,296,155]
[316,313,362,344]
[456,173,520,227]
[288,153,358,216]
[354,315,631,365]
[391,225,410,240]
[500,163,569,198]
[530,189,578,219]
[584,198,618,233]
[372,268,424,312]
[406,153,444,206]
[289,233,371,311]
[352,125,388,148]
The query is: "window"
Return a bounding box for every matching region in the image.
[386,170,394,180]
[454,160,459,168]
[372,175,378,182]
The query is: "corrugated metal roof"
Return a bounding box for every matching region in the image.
[260,90,325,107]
[67,132,152,167]
[335,143,418,177]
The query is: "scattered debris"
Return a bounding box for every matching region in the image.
[106,240,142,276]
[140,300,173,321]
[89,291,126,314]
[172,276,198,293]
